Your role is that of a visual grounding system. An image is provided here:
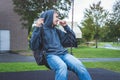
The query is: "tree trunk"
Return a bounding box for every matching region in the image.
[95,38,98,48]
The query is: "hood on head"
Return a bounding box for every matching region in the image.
[32,10,55,28]
[41,10,55,28]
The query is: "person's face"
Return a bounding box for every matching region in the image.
[53,12,59,26]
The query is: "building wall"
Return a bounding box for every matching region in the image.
[0,0,28,51]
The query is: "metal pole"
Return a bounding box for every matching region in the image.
[71,0,74,30]
[70,0,74,54]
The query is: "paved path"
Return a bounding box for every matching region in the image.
[0,53,120,62]
[99,44,120,50]
[79,58,120,62]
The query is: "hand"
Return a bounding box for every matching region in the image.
[59,20,67,27]
[36,18,44,27]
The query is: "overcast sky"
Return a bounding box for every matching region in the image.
[65,0,116,22]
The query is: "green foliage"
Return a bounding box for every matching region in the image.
[12,0,71,35]
[84,1,109,27]
[111,0,120,39]
[81,18,95,41]
[103,0,120,42]
[105,21,120,42]
[113,0,120,24]
[81,1,109,47]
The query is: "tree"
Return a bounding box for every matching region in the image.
[107,20,120,42]
[112,0,120,39]
[104,0,120,42]
[81,1,109,48]
[113,0,120,24]
[12,0,71,35]
[81,17,95,42]
[99,25,110,41]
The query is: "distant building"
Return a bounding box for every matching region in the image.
[0,0,28,52]
[58,22,82,38]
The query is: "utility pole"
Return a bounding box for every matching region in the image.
[70,0,74,54]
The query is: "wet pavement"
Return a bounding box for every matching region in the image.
[0,53,35,62]
[0,68,120,80]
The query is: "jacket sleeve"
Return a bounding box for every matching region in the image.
[63,25,76,36]
[57,25,77,47]
[29,27,42,51]
[57,25,75,37]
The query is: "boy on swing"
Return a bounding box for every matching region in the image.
[30,9,92,80]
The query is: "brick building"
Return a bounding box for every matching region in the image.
[0,0,28,51]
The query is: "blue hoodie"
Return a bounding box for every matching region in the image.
[30,10,76,55]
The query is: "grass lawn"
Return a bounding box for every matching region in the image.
[0,62,120,73]
[0,62,48,72]
[0,45,119,73]
[71,46,120,58]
